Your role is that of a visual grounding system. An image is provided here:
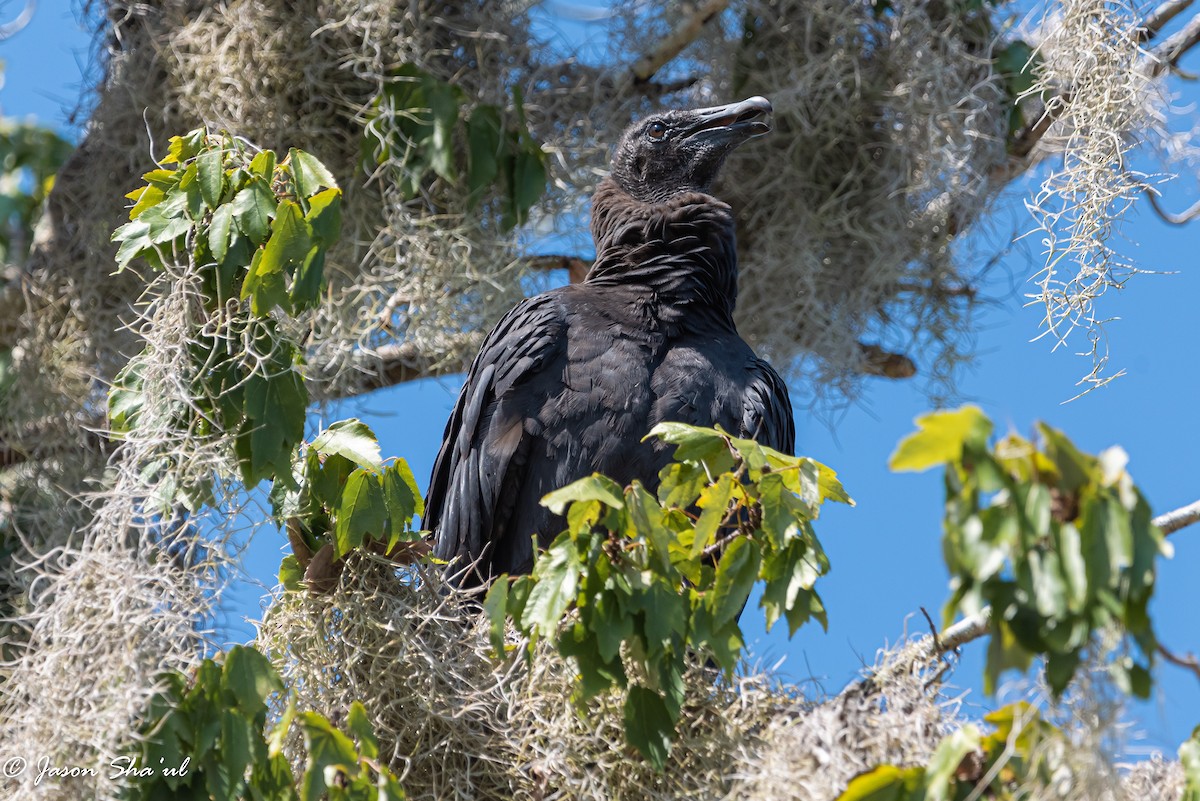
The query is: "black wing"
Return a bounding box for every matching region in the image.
[424,293,567,584]
[741,357,795,456]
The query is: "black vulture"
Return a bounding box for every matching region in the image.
[425,96,794,586]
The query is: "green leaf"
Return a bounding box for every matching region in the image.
[129,183,166,220]
[807,458,854,506]
[219,708,255,796]
[222,645,283,715]
[346,702,378,760]
[542,473,625,515]
[108,356,148,432]
[426,81,461,181]
[483,578,510,656]
[304,187,342,244]
[995,39,1039,98]
[259,199,314,276]
[239,367,308,486]
[692,473,736,558]
[623,686,673,771]
[383,459,424,528]
[466,105,502,201]
[279,554,304,592]
[521,537,579,635]
[250,149,277,180]
[310,418,383,472]
[241,247,290,315]
[112,218,154,271]
[335,468,388,557]
[299,712,358,801]
[925,724,981,801]
[640,582,688,651]
[288,148,339,196]
[208,202,235,264]
[267,694,298,758]
[231,179,277,245]
[710,537,761,628]
[760,540,826,635]
[835,764,922,801]
[1037,423,1095,492]
[197,148,224,208]
[647,422,736,473]
[889,405,993,472]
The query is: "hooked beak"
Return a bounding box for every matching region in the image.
[685,96,773,141]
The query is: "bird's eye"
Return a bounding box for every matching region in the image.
[647,121,667,140]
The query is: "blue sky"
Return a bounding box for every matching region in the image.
[4,0,1198,756]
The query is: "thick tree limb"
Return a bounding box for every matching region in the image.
[317,342,459,401]
[631,0,730,82]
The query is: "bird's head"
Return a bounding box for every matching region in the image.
[609,96,772,203]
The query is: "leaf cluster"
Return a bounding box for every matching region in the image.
[112,129,342,316]
[891,406,1169,697]
[270,419,426,593]
[107,131,344,494]
[836,702,1067,801]
[361,64,547,229]
[128,645,405,801]
[485,423,851,768]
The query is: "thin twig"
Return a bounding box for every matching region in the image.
[1146,189,1200,225]
[630,0,730,82]
[1157,642,1200,680]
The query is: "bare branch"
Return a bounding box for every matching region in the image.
[1140,0,1197,41]
[1150,10,1200,74]
[0,0,34,41]
[630,0,730,82]
[526,254,592,284]
[316,342,459,401]
[1146,188,1200,224]
[1154,497,1200,534]
[1157,641,1200,680]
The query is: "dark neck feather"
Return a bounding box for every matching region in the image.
[586,177,739,326]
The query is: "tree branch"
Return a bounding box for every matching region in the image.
[1140,0,1197,41]
[1157,641,1200,680]
[631,0,730,82]
[315,342,460,401]
[852,496,1200,696]
[1154,497,1200,535]
[1146,190,1200,225]
[1150,10,1200,75]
